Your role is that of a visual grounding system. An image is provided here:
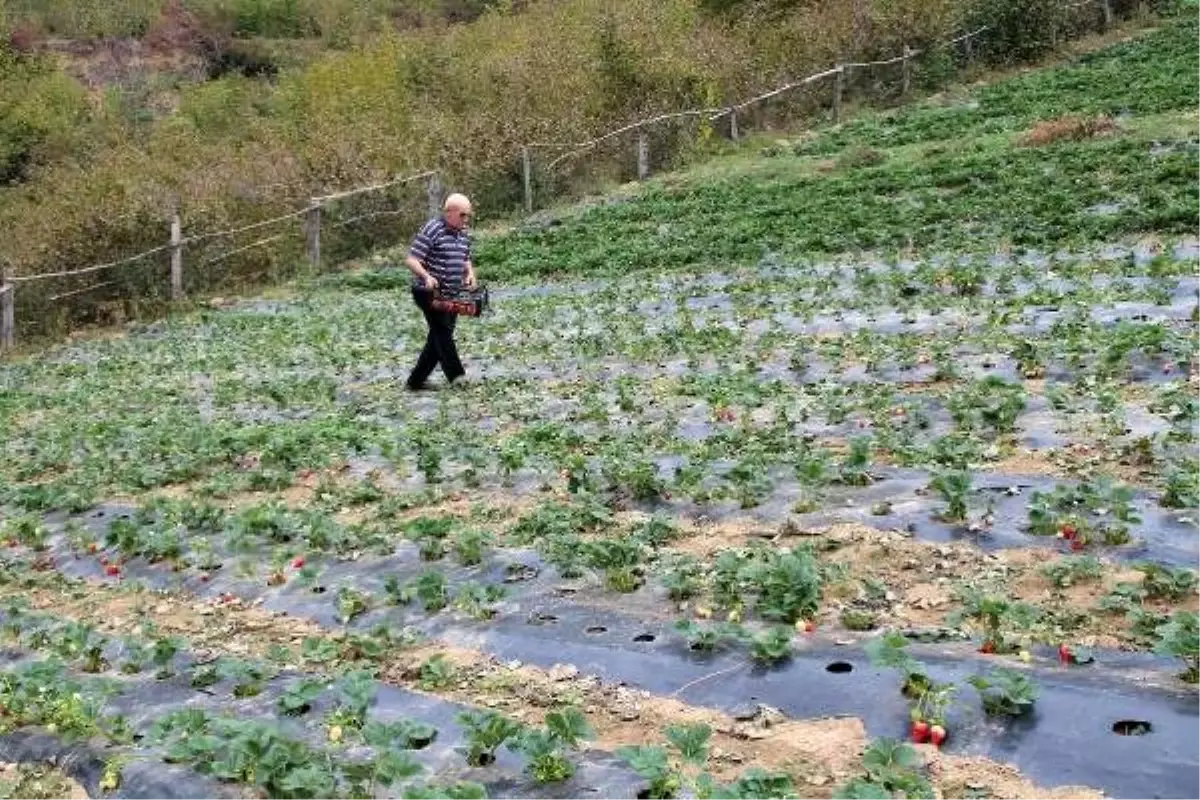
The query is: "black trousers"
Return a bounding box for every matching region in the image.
[407,288,464,387]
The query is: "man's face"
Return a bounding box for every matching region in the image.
[446,206,472,230]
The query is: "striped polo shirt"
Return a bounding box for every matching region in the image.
[409,217,471,291]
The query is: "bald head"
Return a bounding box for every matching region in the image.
[443,193,472,230]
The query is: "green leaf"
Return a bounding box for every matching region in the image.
[666,722,712,765]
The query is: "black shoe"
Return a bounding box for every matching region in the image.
[405,380,435,392]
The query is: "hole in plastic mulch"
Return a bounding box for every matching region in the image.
[1112,720,1152,736]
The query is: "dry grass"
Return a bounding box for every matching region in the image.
[1020,114,1122,146]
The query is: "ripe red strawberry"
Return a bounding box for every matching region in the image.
[1059,643,1072,664]
[292,557,305,569]
[930,725,947,746]
[911,721,930,744]
[804,620,816,633]
[104,564,121,577]
[200,574,210,583]
[1070,538,1084,552]
[1059,524,1077,540]
[979,640,996,654]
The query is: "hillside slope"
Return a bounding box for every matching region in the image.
[1,0,1182,343]
[473,15,1197,282]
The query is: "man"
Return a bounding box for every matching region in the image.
[404,193,478,390]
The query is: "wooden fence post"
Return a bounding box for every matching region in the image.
[729,108,739,141]
[170,211,183,301]
[901,46,912,96]
[306,200,321,271]
[833,66,845,124]
[964,33,974,65]
[522,147,533,214]
[427,173,442,218]
[0,275,13,352]
[1101,0,1113,28]
[637,129,650,180]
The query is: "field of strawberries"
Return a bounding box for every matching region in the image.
[0,14,1197,800]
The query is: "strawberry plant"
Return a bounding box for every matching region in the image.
[340,750,424,797]
[840,609,879,631]
[1149,382,1199,428]
[2,515,50,551]
[929,470,972,523]
[749,626,794,665]
[414,571,449,612]
[120,639,150,675]
[948,591,1035,654]
[1154,611,1199,683]
[452,581,507,620]
[1040,555,1103,589]
[674,620,746,653]
[150,635,182,679]
[1161,460,1200,509]
[362,718,438,750]
[747,547,823,624]
[710,549,754,612]
[661,554,703,600]
[603,455,667,502]
[866,632,932,699]
[498,439,528,483]
[1027,478,1141,548]
[617,723,711,799]
[404,516,455,561]
[419,654,456,690]
[838,437,876,487]
[451,528,492,566]
[1136,563,1199,602]
[278,679,326,716]
[584,538,645,593]
[0,660,110,742]
[947,377,1026,437]
[457,709,525,766]
[968,668,1038,716]
[725,451,776,509]
[1010,338,1046,378]
[633,516,680,548]
[331,669,377,729]
[402,782,487,799]
[540,533,588,579]
[336,586,373,624]
[513,708,593,783]
[834,739,933,799]
[618,744,682,799]
[909,680,956,746]
[792,450,831,513]
[614,717,797,797]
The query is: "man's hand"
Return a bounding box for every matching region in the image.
[466,272,477,290]
[424,274,439,290]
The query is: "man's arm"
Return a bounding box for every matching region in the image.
[406,254,437,289]
[406,223,438,289]
[464,232,477,288]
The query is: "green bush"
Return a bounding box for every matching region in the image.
[968,0,1069,64]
